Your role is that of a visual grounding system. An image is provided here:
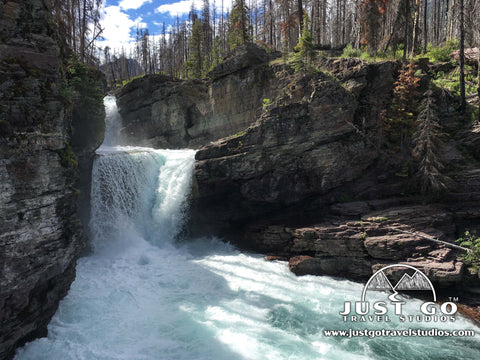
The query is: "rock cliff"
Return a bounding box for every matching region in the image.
[116,44,275,148]
[191,55,480,300]
[0,1,104,358]
[192,59,397,238]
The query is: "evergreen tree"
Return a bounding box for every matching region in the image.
[292,14,315,74]
[184,19,203,78]
[202,0,212,55]
[412,92,451,194]
[227,0,251,50]
[205,37,223,74]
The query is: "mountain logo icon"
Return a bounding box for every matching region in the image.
[361,264,436,302]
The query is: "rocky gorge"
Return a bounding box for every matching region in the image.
[1,1,480,356]
[117,44,480,305]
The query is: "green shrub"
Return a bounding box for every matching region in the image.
[342,44,362,58]
[423,39,458,64]
[341,44,403,61]
[456,231,480,270]
[57,143,78,168]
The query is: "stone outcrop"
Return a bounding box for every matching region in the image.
[69,69,106,234]
[450,48,479,66]
[207,42,269,80]
[191,60,397,237]
[252,205,462,283]
[250,202,480,300]
[0,1,103,358]
[116,44,275,149]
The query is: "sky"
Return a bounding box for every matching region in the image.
[100,0,234,52]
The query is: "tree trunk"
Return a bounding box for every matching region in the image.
[322,0,327,45]
[478,46,480,122]
[298,0,303,32]
[412,0,420,57]
[423,0,427,53]
[79,0,87,62]
[341,0,346,45]
[403,0,410,60]
[448,0,456,39]
[459,0,466,114]
[269,0,274,46]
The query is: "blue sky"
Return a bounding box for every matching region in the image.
[101,0,234,52]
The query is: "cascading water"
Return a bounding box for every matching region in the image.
[102,96,124,146]
[15,97,480,360]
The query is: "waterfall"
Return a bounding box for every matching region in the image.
[91,95,196,250]
[102,95,124,146]
[90,147,195,250]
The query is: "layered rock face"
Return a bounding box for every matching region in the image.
[116,43,275,148]
[192,56,480,297]
[192,60,397,238]
[69,69,106,234]
[0,1,102,358]
[252,205,463,283]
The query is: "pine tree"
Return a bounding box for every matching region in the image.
[413,92,451,194]
[205,37,224,73]
[184,19,204,78]
[292,14,315,74]
[227,0,251,50]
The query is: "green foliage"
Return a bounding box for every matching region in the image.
[232,130,247,138]
[422,39,459,64]
[57,143,78,168]
[122,74,144,86]
[262,98,271,107]
[282,37,289,63]
[228,0,251,50]
[184,19,204,79]
[432,65,478,97]
[205,37,223,74]
[342,44,363,58]
[341,45,404,62]
[292,14,316,74]
[62,56,104,111]
[456,231,480,269]
[66,57,89,87]
[412,93,451,194]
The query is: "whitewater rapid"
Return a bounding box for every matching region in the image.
[15,96,480,360]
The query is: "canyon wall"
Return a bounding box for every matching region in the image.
[0,1,104,358]
[116,43,276,148]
